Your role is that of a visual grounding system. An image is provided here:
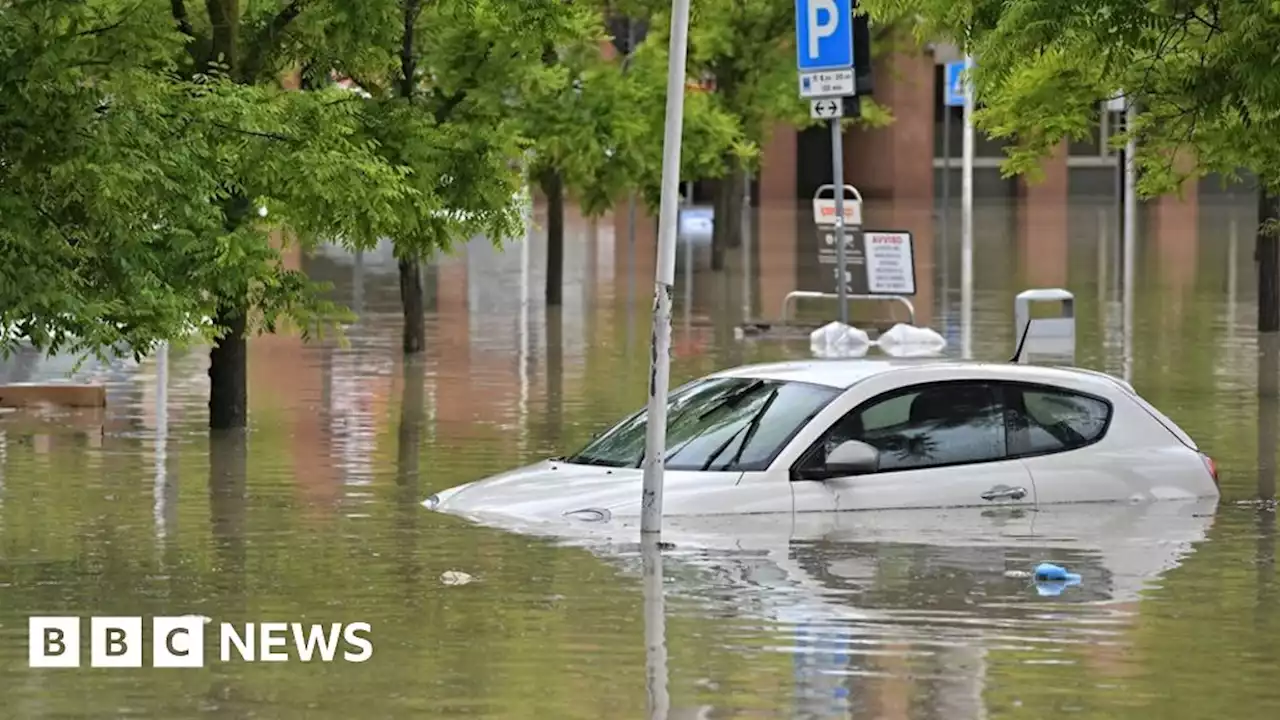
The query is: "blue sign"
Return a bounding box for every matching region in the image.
[944,60,966,107]
[795,0,854,72]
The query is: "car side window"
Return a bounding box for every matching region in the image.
[803,382,1008,473]
[1007,386,1111,455]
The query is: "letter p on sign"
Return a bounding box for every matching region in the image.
[807,0,838,59]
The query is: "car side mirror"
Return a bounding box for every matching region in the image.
[824,440,879,476]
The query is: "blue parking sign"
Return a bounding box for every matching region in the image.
[795,0,854,72]
[944,60,968,107]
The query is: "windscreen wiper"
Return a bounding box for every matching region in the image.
[636,380,770,468]
[567,454,626,467]
[700,387,779,471]
[696,379,766,420]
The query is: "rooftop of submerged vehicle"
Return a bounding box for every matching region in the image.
[707,357,1134,391]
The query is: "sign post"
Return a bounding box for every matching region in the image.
[942,61,965,298]
[1121,95,1137,384]
[960,55,975,359]
[639,0,692,537]
[813,183,864,296]
[796,0,855,323]
[814,225,917,296]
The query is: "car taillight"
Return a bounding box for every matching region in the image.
[1201,453,1219,486]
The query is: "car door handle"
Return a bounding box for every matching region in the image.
[981,485,1028,501]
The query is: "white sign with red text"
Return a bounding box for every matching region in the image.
[862,231,916,295]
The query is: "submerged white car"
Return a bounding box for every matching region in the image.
[425,358,1220,522]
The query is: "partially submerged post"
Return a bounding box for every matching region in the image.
[960,54,975,360]
[1122,97,1137,383]
[639,0,693,536]
[796,0,859,327]
[641,534,670,717]
[1012,288,1076,364]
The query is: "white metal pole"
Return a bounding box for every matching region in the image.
[518,201,531,454]
[942,103,952,310]
[1228,217,1239,335]
[1122,101,1137,383]
[642,534,670,719]
[640,0,692,536]
[683,182,693,327]
[153,341,169,540]
[742,171,752,319]
[960,55,975,359]
[832,120,849,324]
[625,19,639,313]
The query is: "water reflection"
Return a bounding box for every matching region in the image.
[642,535,670,720]
[1258,332,1278,500]
[209,429,247,597]
[560,500,1214,720]
[1,194,1279,717]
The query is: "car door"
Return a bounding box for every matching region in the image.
[792,380,1037,512]
[1001,382,1135,504]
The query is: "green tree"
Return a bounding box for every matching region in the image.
[859,0,1280,330]
[302,0,589,349]
[1,0,410,394]
[511,4,747,307]
[620,1,890,271]
[620,15,749,215]
[1,1,225,357]
[4,1,588,423]
[514,8,639,308]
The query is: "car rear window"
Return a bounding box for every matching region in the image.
[1016,388,1111,454]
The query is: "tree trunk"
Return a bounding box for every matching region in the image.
[397,354,426,490]
[207,192,253,429]
[208,302,249,429]
[542,170,565,306]
[545,305,563,440]
[399,258,425,353]
[208,428,247,596]
[1259,187,1279,333]
[710,156,746,271]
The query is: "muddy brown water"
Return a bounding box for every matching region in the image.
[0,199,1276,718]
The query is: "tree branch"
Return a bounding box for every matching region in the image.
[27,200,82,250]
[76,12,133,38]
[431,42,498,124]
[209,120,297,143]
[240,0,309,83]
[400,0,423,99]
[170,0,195,39]
[260,0,306,47]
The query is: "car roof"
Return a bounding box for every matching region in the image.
[708,358,1126,393]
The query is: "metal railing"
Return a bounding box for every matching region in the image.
[781,291,916,326]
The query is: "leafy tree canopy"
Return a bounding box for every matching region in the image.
[859,0,1280,194]
[0,0,595,360]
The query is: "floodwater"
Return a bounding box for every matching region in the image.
[0,196,1276,718]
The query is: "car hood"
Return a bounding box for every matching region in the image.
[429,459,649,521]
[428,459,754,523]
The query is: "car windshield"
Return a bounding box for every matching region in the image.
[564,377,840,471]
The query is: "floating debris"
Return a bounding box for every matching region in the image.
[439,570,474,586]
[1030,563,1082,597]
[1033,563,1082,583]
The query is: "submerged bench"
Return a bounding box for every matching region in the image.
[0,384,106,409]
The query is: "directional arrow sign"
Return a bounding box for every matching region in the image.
[810,97,843,119]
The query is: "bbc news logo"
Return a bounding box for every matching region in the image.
[28,616,373,668]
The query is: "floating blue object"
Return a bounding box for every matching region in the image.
[1033,563,1080,582]
[1034,577,1081,596]
[1032,563,1082,595]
